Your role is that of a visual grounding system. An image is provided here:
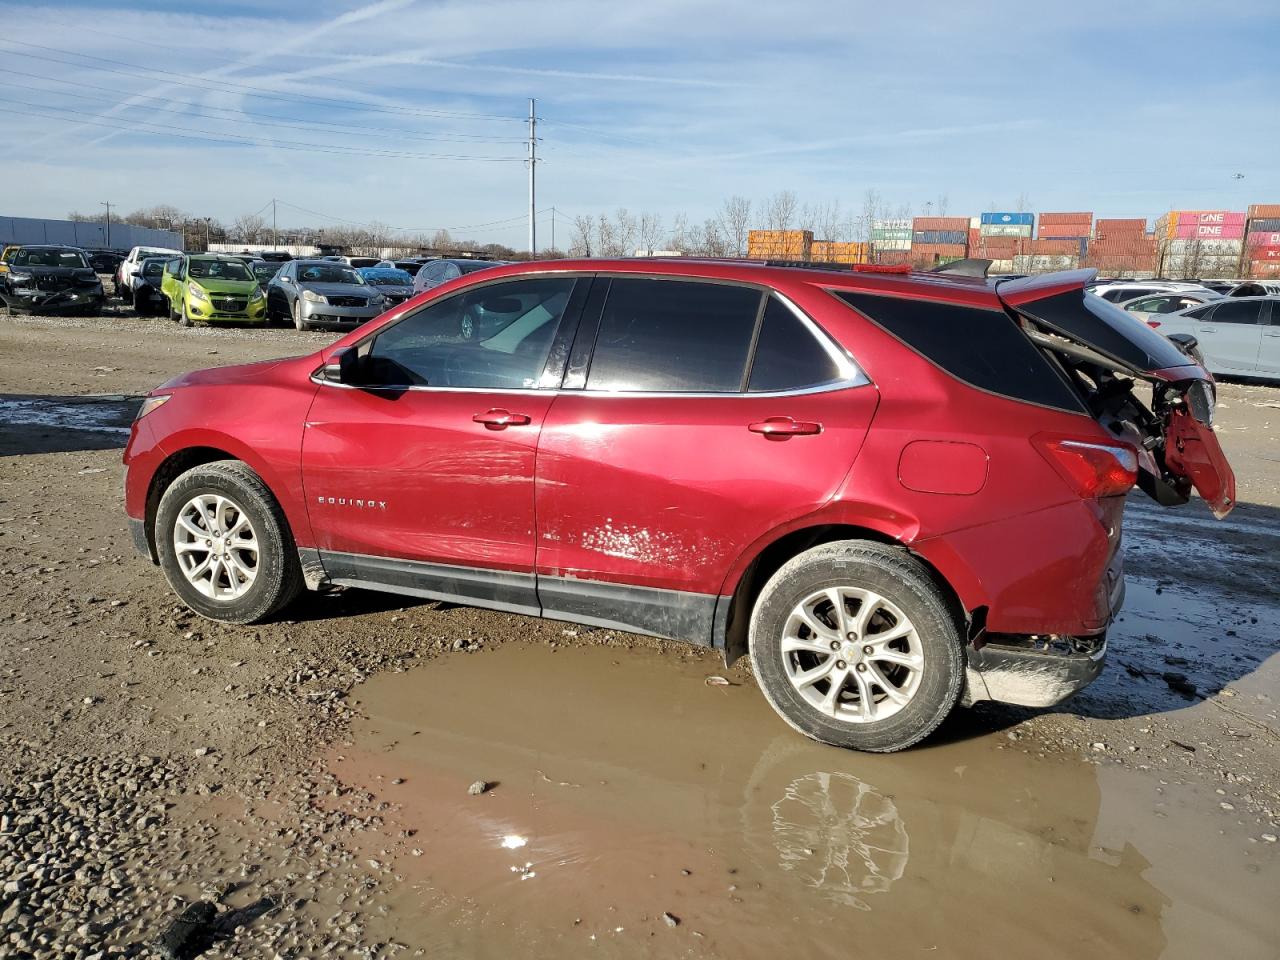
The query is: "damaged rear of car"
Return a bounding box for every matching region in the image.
[955,269,1236,707]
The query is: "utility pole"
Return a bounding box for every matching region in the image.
[272,198,278,251]
[551,206,556,253]
[100,201,113,247]
[203,217,212,251]
[527,98,537,256]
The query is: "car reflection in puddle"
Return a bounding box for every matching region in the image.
[326,642,1275,960]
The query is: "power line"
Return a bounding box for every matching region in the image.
[0,39,525,123]
[0,70,528,145]
[0,101,526,162]
[271,199,557,236]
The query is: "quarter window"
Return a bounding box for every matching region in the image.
[747,297,843,392]
[585,279,762,392]
[365,277,577,389]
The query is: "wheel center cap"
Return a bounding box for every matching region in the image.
[842,643,860,662]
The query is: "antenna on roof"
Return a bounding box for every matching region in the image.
[929,258,992,278]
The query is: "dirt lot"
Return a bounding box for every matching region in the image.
[1,311,1278,959]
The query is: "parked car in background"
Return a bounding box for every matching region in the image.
[124,261,1234,752]
[266,259,386,330]
[357,266,415,309]
[160,254,268,327]
[1150,296,1278,381]
[1119,290,1222,327]
[1197,279,1240,295]
[412,258,507,295]
[86,249,126,276]
[119,245,183,296]
[395,258,428,277]
[0,244,20,276]
[131,256,178,315]
[1227,280,1280,298]
[1088,280,1210,303]
[247,259,283,289]
[0,245,105,315]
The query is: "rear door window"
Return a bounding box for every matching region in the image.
[584,279,762,392]
[1207,300,1263,324]
[747,297,843,392]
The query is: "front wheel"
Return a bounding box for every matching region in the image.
[749,541,964,752]
[292,299,309,331]
[155,460,303,623]
[178,298,194,327]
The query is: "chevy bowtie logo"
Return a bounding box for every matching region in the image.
[317,496,387,510]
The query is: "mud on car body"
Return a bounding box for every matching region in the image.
[0,244,105,315]
[122,260,1235,752]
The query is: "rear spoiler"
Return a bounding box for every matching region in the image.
[995,268,1098,305]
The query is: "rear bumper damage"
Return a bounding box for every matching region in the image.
[963,632,1108,708]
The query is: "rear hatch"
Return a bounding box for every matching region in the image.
[997,270,1236,518]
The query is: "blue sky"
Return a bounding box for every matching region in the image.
[1,0,1277,248]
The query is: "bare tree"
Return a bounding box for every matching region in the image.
[935,194,950,218]
[1014,192,1031,214]
[569,216,594,257]
[232,213,268,244]
[638,211,664,254]
[764,190,799,233]
[716,196,752,256]
[667,213,691,253]
[611,208,638,255]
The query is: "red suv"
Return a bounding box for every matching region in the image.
[123,259,1235,752]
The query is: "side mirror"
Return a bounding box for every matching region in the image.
[1166,332,1204,365]
[322,347,366,385]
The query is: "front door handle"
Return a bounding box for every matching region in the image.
[1197,326,1216,333]
[748,417,822,439]
[473,408,532,429]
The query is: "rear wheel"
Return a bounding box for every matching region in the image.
[155,460,303,624]
[748,541,964,752]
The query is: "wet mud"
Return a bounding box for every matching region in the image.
[331,643,1278,959]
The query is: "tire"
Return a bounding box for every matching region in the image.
[292,299,309,331]
[748,541,964,753]
[132,290,147,314]
[155,460,303,624]
[178,298,193,327]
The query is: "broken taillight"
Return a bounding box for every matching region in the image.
[1032,435,1139,499]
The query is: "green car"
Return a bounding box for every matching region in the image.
[160,254,268,326]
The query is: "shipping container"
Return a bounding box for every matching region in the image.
[987,259,1016,274]
[747,229,812,260]
[980,212,1035,227]
[873,249,912,265]
[979,223,1034,238]
[869,228,912,242]
[969,216,981,229]
[1246,218,1280,233]
[967,228,979,250]
[1094,218,1147,237]
[809,240,868,264]
[1163,237,1243,255]
[1250,261,1280,278]
[1038,212,1092,226]
[1172,222,1245,240]
[872,218,911,231]
[1013,254,1079,273]
[871,240,912,252]
[1039,225,1092,239]
[1247,245,1280,260]
[912,216,969,232]
[1247,232,1280,247]
[1030,239,1080,256]
[912,230,966,244]
[1248,204,1280,220]
[911,242,967,260]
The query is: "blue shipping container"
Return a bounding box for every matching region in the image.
[912,230,967,244]
[980,212,1035,226]
[1249,217,1280,232]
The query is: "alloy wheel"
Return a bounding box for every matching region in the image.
[172,494,259,601]
[780,587,924,723]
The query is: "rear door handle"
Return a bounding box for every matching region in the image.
[1197,327,1216,333]
[748,417,822,439]
[473,408,531,429]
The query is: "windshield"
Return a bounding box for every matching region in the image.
[359,268,413,285]
[252,263,281,282]
[297,264,364,285]
[141,260,167,278]
[456,260,502,274]
[13,248,89,268]
[188,259,253,281]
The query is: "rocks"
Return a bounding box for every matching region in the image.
[154,900,217,960]
[662,912,680,928]
[467,780,490,796]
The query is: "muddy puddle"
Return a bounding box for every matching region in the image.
[329,642,1278,959]
[0,392,142,455]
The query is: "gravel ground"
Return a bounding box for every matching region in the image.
[1,310,1277,957]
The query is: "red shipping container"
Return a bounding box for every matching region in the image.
[1248,245,1280,260]
[1248,231,1280,247]
[1039,212,1093,224]
[1031,239,1079,255]
[967,228,980,249]
[1039,225,1091,238]
[1248,204,1280,220]
[912,243,967,257]
[1095,219,1146,237]
[912,217,969,232]
[1174,211,1246,227]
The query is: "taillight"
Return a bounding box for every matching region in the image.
[1033,435,1138,499]
[1146,320,1161,328]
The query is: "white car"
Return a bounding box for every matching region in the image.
[1153,296,1279,381]
[119,245,182,294]
[1088,280,1212,303]
[1119,290,1222,327]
